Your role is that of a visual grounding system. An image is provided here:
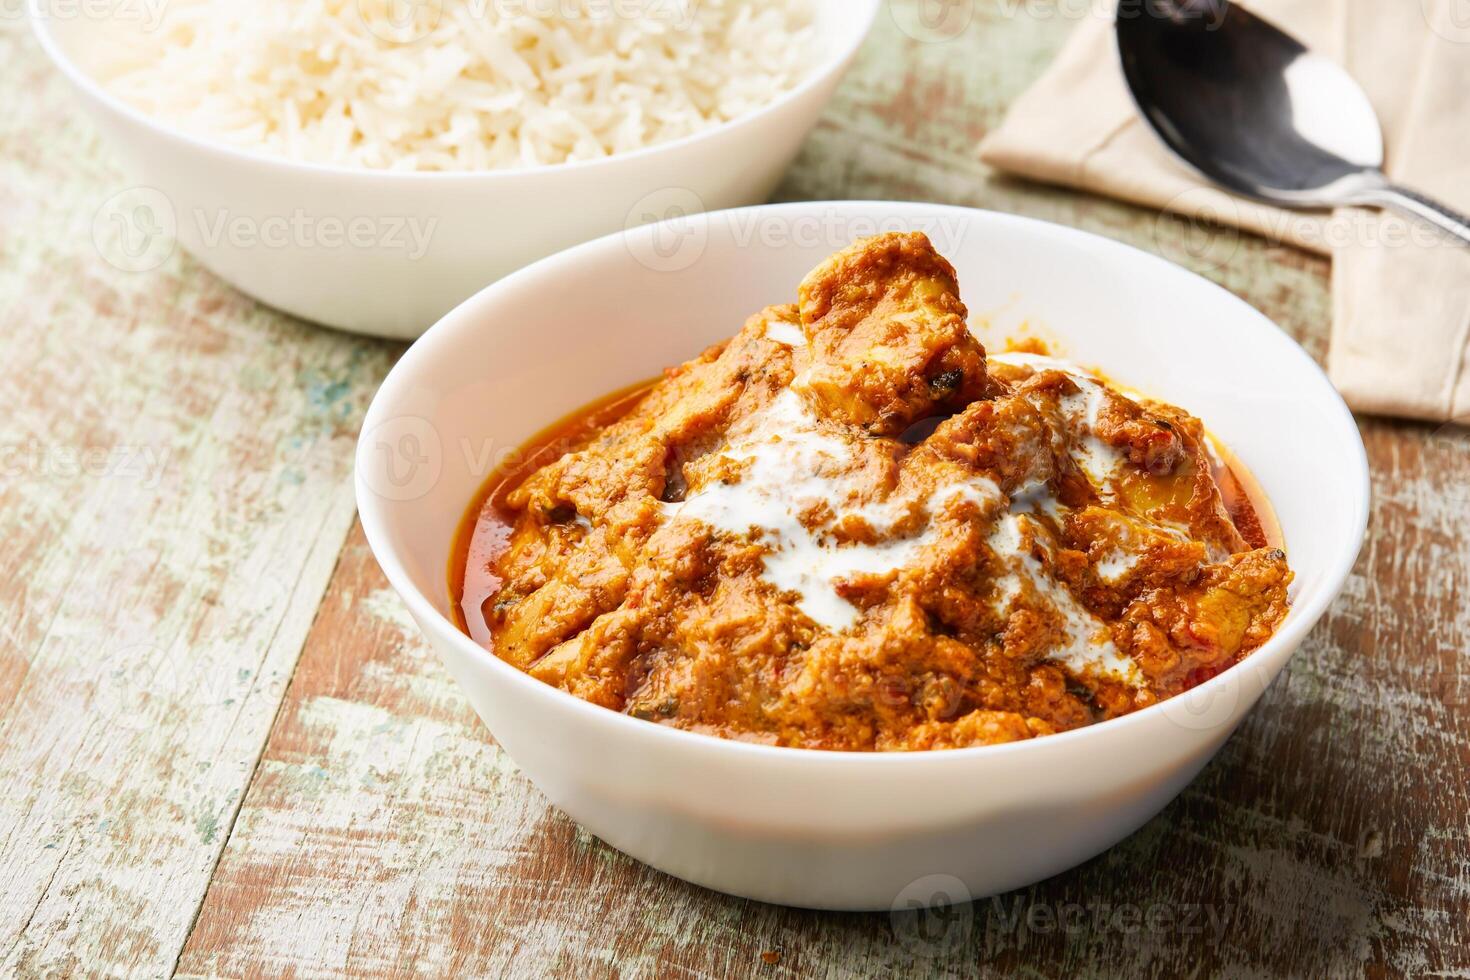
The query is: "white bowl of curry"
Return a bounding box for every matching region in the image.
[356,202,1369,910]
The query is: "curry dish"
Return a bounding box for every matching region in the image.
[453,233,1291,751]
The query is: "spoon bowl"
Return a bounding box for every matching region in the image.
[1117,0,1470,241]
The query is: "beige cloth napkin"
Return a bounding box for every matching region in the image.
[978,0,1470,423]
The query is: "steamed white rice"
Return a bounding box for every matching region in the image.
[98,0,816,171]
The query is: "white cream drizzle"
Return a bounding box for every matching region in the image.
[1093,548,1139,584]
[988,351,1129,489]
[987,513,1142,685]
[764,319,807,348]
[991,352,1216,557]
[661,390,1001,631]
[659,383,1146,686]
[1008,475,1064,520]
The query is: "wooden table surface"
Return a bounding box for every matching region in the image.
[2,4,1466,977]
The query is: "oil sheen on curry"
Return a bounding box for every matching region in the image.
[453,233,1290,752]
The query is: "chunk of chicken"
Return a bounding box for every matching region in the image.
[794,232,988,435]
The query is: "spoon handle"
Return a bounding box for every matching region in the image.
[1360,184,1470,247]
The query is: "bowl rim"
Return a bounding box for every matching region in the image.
[355,200,1371,766]
[26,0,881,182]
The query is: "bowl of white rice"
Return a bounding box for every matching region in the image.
[31,0,878,337]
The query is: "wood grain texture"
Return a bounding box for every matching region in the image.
[5,1,1466,977]
[177,4,1465,979]
[0,18,397,978]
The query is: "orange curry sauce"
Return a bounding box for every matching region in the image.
[451,379,658,646]
[450,375,1280,658]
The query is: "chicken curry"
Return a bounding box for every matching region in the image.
[452,233,1290,751]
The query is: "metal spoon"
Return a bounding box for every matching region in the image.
[1116,0,1470,245]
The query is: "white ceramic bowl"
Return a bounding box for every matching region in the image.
[29,0,878,338]
[355,202,1369,910]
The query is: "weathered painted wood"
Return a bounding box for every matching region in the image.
[5,1,1466,976]
[176,4,1465,978]
[0,18,397,978]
